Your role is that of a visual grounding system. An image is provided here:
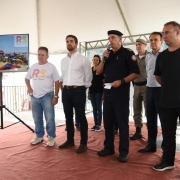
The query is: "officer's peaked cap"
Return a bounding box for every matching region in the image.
[107,30,123,36]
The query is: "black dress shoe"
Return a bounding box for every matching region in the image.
[58,140,75,148]
[130,127,143,140]
[76,144,87,153]
[97,148,115,157]
[130,133,143,140]
[119,153,128,163]
[138,146,156,153]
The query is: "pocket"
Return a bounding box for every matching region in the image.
[47,91,54,98]
[116,56,126,69]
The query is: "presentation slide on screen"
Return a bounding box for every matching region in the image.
[0,34,29,72]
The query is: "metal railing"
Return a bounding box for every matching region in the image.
[2,86,139,116]
[2,86,28,113]
[1,86,93,114]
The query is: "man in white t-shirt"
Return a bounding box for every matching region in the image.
[25,47,60,146]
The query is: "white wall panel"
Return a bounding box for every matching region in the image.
[0,0,38,53]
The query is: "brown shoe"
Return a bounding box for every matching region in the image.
[76,144,87,153]
[58,140,75,148]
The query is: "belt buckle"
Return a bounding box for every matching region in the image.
[67,86,74,89]
[65,85,78,89]
[65,86,70,89]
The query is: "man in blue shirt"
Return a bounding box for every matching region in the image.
[138,32,164,153]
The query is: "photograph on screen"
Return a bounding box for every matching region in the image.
[0,34,29,72]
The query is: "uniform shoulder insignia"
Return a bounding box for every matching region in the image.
[131,55,137,61]
[127,48,133,51]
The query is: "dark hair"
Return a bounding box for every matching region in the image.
[38,46,49,54]
[66,35,78,44]
[93,54,101,64]
[164,21,180,30]
[149,32,163,40]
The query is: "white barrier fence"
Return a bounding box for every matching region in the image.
[2,86,145,117]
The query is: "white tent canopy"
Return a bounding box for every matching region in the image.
[0,0,180,54]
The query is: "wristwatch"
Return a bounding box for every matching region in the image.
[121,78,126,85]
[54,95,59,98]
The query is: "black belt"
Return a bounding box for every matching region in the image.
[64,85,85,89]
[134,80,147,86]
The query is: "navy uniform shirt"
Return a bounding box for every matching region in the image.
[104,46,140,97]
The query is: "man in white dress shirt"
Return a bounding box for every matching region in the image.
[59,35,92,153]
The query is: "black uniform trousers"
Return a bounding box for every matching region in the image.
[62,86,88,145]
[103,93,129,154]
[162,107,180,165]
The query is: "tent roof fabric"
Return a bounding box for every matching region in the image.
[0,0,180,53]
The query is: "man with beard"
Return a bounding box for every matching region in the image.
[153,21,180,171]
[58,35,92,153]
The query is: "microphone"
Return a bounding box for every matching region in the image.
[103,44,111,63]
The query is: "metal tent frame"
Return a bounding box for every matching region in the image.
[79,33,150,55]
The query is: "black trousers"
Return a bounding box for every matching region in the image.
[103,94,129,154]
[146,87,164,150]
[162,107,180,165]
[62,86,88,144]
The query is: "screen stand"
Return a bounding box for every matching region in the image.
[0,73,34,132]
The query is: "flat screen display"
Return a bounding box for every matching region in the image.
[0,34,29,72]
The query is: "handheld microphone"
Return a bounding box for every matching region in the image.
[103,44,111,63]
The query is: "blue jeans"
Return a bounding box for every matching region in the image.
[31,92,56,138]
[90,93,103,126]
[146,87,164,149]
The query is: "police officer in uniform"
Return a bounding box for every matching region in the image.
[96,30,140,162]
[130,39,148,140]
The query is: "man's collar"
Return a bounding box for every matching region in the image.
[149,47,163,55]
[113,46,124,53]
[67,51,78,57]
[137,50,148,57]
